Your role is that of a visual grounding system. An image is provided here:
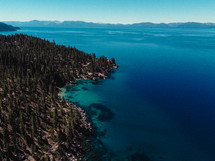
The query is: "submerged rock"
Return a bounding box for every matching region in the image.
[82,87,88,90]
[89,103,115,122]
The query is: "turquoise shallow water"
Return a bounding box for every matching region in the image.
[2,27,215,160]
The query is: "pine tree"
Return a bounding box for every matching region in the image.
[31,113,36,138]
[3,120,9,147]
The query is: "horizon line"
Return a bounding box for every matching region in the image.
[2,20,215,25]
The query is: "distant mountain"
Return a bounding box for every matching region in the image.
[4,20,215,28]
[128,22,215,28]
[4,20,61,27]
[0,22,20,32]
[4,20,124,28]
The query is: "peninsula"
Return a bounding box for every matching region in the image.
[0,34,117,160]
[0,22,19,32]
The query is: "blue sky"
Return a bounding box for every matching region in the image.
[0,0,215,24]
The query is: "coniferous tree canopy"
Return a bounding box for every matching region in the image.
[0,34,117,160]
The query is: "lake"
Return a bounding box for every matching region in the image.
[2,27,215,161]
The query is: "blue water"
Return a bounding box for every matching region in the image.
[2,27,215,160]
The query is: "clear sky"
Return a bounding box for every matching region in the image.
[0,0,215,24]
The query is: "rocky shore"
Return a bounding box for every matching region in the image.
[59,64,118,161]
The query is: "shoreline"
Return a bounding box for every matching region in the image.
[58,70,119,160]
[59,81,111,160]
[54,60,119,160]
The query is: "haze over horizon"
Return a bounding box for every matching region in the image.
[3,19,215,25]
[0,0,215,24]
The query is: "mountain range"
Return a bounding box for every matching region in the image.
[4,20,215,28]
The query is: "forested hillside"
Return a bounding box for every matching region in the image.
[0,34,117,160]
[0,22,19,32]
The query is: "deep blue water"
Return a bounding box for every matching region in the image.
[2,27,215,160]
